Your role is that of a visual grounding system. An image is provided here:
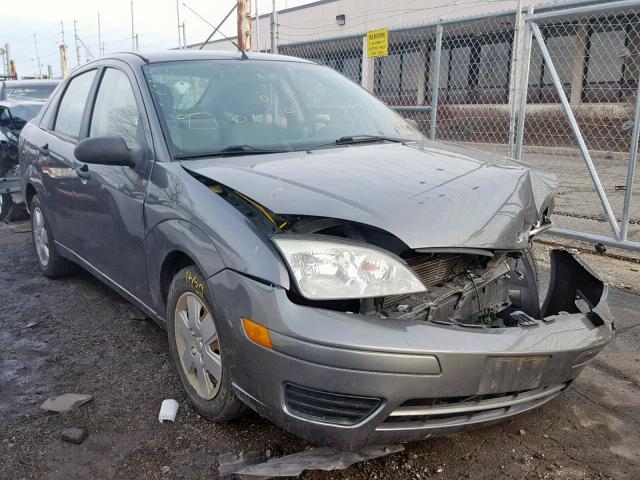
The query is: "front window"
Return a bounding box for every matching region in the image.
[5,84,57,101]
[90,68,141,148]
[143,59,422,158]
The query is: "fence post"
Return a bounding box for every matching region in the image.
[515,6,534,161]
[508,0,525,157]
[531,22,621,239]
[430,21,443,141]
[621,75,640,240]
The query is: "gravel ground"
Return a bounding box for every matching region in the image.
[1,222,639,480]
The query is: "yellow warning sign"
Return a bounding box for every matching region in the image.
[367,28,388,58]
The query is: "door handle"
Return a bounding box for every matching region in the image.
[38,143,49,156]
[76,163,91,179]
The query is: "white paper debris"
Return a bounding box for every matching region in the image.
[158,399,179,423]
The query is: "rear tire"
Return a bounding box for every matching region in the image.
[30,195,75,278]
[167,266,246,422]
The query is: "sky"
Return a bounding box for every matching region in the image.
[0,0,311,78]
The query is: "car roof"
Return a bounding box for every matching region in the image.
[0,98,47,108]
[1,79,60,87]
[94,50,315,66]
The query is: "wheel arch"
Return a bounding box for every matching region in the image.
[145,219,226,320]
[24,183,37,212]
[160,250,197,309]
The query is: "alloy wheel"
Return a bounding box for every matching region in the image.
[32,207,50,266]
[174,292,222,400]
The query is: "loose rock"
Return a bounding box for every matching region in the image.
[41,393,93,413]
[61,428,87,444]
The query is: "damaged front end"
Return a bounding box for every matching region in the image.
[193,174,610,332]
[187,169,613,448]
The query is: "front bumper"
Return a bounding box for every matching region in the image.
[208,249,613,449]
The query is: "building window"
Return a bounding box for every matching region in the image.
[429,33,511,105]
[528,26,577,103]
[278,44,362,84]
[476,39,512,103]
[375,42,425,104]
[583,22,630,103]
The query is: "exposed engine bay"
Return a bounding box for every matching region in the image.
[198,176,547,329]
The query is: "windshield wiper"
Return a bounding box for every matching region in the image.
[335,135,407,145]
[174,145,290,160]
[220,144,290,154]
[303,135,408,151]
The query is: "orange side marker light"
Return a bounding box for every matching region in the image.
[241,317,273,349]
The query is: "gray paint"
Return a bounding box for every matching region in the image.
[18,51,611,449]
[182,141,557,250]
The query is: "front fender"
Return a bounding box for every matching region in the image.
[145,219,226,318]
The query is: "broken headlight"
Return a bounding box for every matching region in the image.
[272,237,426,300]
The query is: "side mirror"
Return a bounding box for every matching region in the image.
[75,136,137,167]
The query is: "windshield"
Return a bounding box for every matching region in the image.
[142,59,423,157]
[8,104,43,129]
[5,84,56,101]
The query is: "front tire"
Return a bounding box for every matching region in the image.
[167,266,246,421]
[30,195,75,278]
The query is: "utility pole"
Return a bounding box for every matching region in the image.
[59,44,69,78]
[33,34,42,78]
[59,22,68,77]
[1,44,10,76]
[131,1,135,51]
[74,21,81,65]
[134,34,139,52]
[47,64,53,79]
[237,0,252,52]
[182,22,186,49]
[255,0,259,52]
[176,0,182,49]
[98,12,104,57]
[270,0,278,54]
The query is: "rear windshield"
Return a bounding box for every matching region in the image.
[5,84,56,101]
[8,104,42,128]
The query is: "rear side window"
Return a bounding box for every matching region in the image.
[90,69,141,148]
[54,70,96,139]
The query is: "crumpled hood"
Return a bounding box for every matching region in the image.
[181,142,557,250]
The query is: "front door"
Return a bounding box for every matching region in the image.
[73,65,154,303]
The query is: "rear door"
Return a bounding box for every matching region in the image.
[72,63,154,302]
[37,69,97,247]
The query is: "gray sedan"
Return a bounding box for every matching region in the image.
[19,51,612,449]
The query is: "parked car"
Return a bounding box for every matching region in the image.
[19,51,612,449]
[0,79,59,101]
[0,99,49,220]
[1,80,59,221]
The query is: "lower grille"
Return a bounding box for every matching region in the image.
[384,254,471,309]
[378,383,568,431]
[284,384,381,426]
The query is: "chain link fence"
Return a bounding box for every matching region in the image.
[277,1,640,251]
